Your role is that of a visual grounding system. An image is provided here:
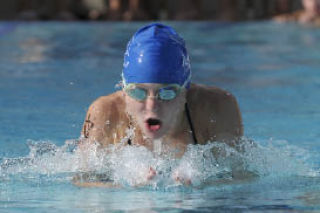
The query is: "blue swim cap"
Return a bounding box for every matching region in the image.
[122,23,191,88]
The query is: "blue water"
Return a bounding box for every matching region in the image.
[1,21,320,212]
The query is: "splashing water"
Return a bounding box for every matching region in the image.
[0,138,318,190]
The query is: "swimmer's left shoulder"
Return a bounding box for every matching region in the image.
[188,83,237,104]
[188,84,240,122]
[187,83,243,144]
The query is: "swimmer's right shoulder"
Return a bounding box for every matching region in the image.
[88,91,125,113]
[82,91,128,144]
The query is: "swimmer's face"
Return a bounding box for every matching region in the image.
[303,0,320,14]
[124,83,187,139]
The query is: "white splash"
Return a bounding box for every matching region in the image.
[0,137,318,189]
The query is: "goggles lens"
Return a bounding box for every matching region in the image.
[124,85,180,101]
[158,86,178,100]
[126,87,147,101]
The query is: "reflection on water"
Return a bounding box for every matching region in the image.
[298,190,320,207]
[19,38,49,63]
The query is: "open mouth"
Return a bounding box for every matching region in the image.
[145,118,162,132]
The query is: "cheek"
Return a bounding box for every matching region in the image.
[125,96,144,115]
[159,96,185,121]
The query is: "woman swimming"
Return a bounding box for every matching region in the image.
[78,23,243,186]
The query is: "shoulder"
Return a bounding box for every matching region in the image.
[187,83,237,107]
[89,91,125,110]
[87,91,126,118]
[86,90,127,132]
[187,83,240,121]
[81,91,128,144]
[186,84,243,144]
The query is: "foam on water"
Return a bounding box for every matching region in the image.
[0,137,318,190]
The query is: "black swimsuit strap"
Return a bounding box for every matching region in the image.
[127,103,198,145]
[185,103,198,145]
[127,113,133,145]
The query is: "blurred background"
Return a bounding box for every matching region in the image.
[0,0,302,21]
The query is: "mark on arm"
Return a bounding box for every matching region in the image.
[83,113,94,138]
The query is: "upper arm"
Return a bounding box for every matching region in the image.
[80,93,128,146]
[216,93,243,141]
[81,98,111,144]
[195,87,243,146]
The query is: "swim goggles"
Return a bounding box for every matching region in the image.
[122,74,191,101]
[123,84,183,101]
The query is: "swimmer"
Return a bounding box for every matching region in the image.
[75,23,244,187]
[274,0,320,25]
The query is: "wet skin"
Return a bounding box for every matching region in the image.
[81,83,243,149]
[77,83,243,186]
[124,83,189,142]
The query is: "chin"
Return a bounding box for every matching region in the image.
[143,130,164,140]
[141,126,168,140]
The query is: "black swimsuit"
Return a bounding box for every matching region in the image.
[128,103,198,145]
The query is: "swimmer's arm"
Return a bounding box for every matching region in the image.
[81,98,112,144]
[202,89,257,181]
[77,99,112,174]
[215,93,243,146]
[215,95,260,180]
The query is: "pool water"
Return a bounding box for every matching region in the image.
[1,21,320,212]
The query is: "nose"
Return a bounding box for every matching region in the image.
[145,94,158,112]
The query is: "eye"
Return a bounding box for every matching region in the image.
[158,87,178,100]
[127,88,147,101]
